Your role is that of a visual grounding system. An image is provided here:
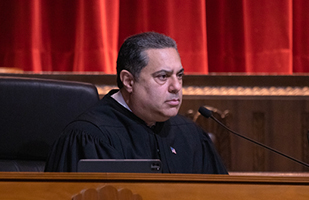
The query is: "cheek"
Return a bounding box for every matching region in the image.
[134,80,168,105]
[149,86,167,99]
[140,81,164,96]
[142,89,166,109]
[144,89,163,103]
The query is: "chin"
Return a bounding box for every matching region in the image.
[155,107,179,121]
[163,109,179,118]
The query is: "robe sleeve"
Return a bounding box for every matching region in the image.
[200,129,229,174]
[44,122,121,172]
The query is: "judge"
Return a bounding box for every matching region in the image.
[45,32,228,174]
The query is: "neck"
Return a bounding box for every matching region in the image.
[120,89,156,127]
[111,90,131,111]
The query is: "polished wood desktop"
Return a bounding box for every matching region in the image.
[0,172,308,200]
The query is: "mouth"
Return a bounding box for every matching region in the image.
[166,98,180,106]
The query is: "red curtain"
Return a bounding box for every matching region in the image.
[0,0,308,74]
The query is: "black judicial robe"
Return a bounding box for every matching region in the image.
[45,90,228,174]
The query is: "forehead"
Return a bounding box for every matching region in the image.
[142,48,182,73]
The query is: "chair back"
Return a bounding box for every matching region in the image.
[0,76,100,171]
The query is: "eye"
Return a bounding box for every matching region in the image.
[177,71,184,80]
[157,74,168,81]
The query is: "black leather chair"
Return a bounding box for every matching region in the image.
[0,76,100,171]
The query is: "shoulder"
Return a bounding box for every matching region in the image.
[75,90,132,128]
[61,91,141,139]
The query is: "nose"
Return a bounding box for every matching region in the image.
[168,76,182,93]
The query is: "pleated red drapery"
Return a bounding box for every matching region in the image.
[0,0,308,74]
[118,0,208,74]
[0,0,119,73]
[206,0,293,74]
[293,0,309,73]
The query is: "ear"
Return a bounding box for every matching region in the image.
[120,70,134,93]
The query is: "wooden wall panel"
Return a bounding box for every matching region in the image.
[179,97,309,172]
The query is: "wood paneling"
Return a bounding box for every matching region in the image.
[179,96,309,172]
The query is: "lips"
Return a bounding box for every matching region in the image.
[166,98,180,106]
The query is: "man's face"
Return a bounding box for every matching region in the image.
[128,48,184,126]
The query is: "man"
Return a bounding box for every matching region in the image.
[45,32,228,174]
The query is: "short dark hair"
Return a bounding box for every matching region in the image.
[116,32,178,88]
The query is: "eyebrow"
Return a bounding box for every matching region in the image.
[152,68,184,76]
[177,68,185,74]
